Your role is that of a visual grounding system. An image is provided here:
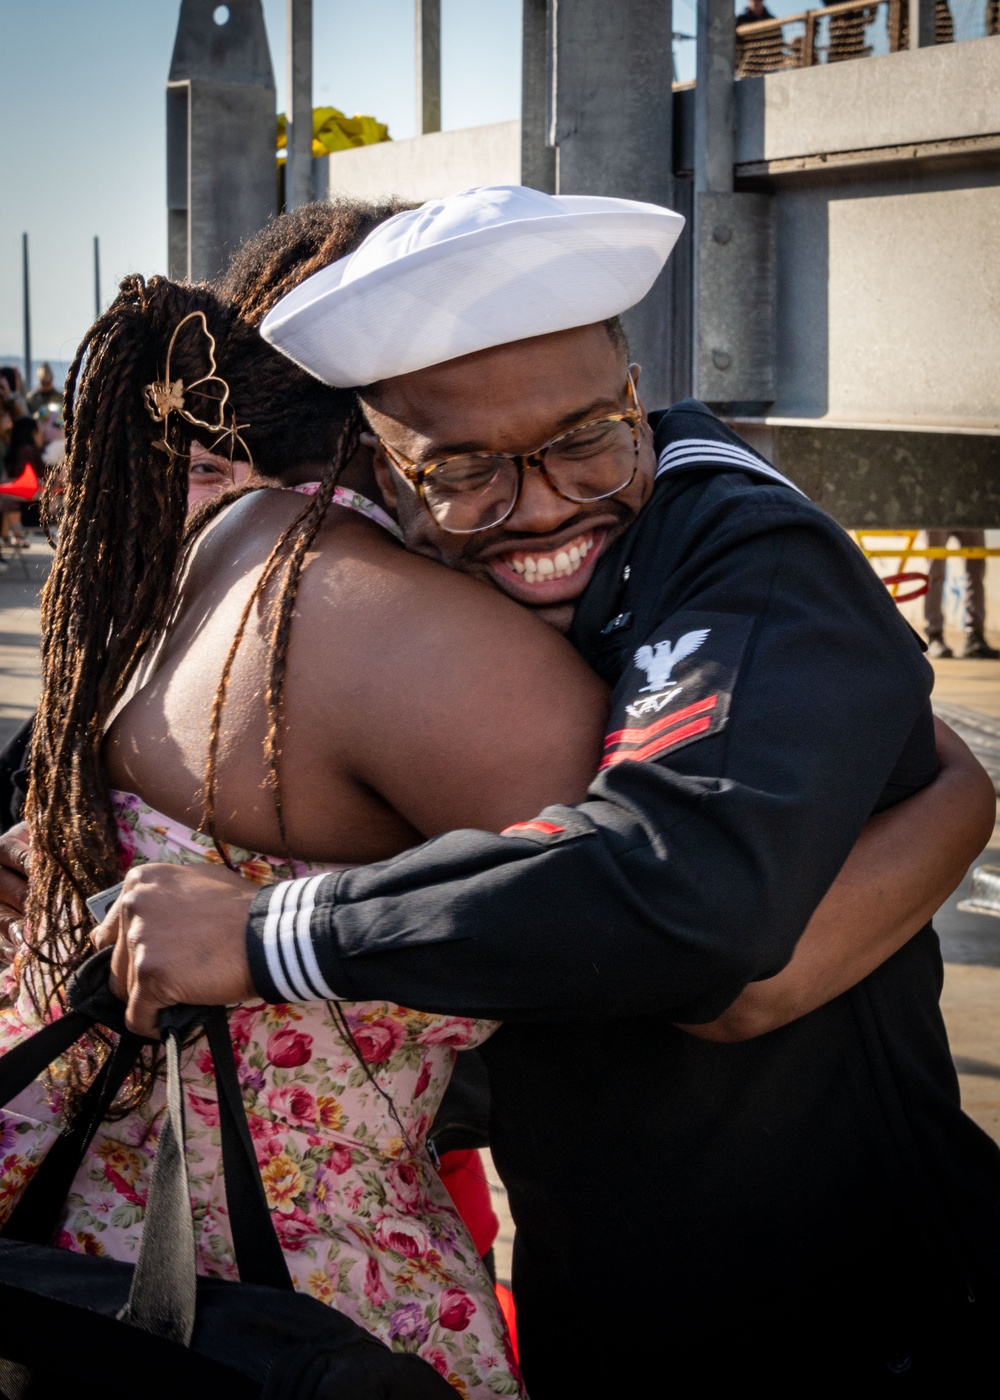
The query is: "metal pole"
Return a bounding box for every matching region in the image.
[908,0,935,46]
[285,0,313,209]
[21,233,31,390]
[93,236,101,320]
[415,0,441,135]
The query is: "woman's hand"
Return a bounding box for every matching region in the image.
[0,823,30,963]
[682,717,995,1042]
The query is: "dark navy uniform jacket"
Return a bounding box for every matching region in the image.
[247,402,1000,1383]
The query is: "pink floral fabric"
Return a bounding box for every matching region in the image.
[0,793,522,1398]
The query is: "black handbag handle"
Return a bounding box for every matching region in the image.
[203,1008,292,1290]
[0,952,293,1344]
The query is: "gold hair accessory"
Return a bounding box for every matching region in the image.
[143,310,252,465]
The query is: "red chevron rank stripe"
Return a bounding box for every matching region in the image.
[600,694,718,770]
[501,819,567,837]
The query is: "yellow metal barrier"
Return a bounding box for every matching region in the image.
[851,531,1000,603]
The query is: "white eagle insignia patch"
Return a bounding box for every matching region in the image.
[625,629,710,719]
[634,629,710,692]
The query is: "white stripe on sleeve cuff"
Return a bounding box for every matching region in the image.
[261,876,342,1002]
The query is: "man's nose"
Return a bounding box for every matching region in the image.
[505,462,579,535]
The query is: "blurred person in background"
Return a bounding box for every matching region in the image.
[26,363,61,417]
[30,406,66,530]
[925,528,999,659]
[0,368,27,419]
[737,0,774,21]
[1,417,43,550]
[0,382,13,476]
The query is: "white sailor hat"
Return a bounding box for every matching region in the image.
[259,184,685,387]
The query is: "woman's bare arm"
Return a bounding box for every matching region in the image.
[683,718,995,1042]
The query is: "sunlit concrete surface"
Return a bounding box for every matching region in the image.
[0,539,49,751]
[931,647,1000,1147]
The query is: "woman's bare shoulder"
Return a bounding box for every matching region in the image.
[294,519,610,834]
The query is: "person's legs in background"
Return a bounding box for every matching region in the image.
[955,529,1000,659]
[924,529,952,658]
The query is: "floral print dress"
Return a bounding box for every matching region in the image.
[0,793,523,1399]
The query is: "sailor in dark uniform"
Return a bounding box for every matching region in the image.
[96,187,1000,1390]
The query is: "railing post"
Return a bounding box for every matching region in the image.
[416,0,441,135]
[908,0,936,46]
[802,8,817,65]
[888,0,904,49]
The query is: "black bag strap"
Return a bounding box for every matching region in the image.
[204,1008,293,1292]
[0,949,134,1117]
[3,1026,143,1243]
[0,1008,96,1109]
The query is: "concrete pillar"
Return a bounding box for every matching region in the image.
[908,0,936,46]
[416,0,442,135]
[519,0,556,194]
[286,0,313,210]
[691,0,774,408]
[167,0,276,282]
[693,0,734,196]
[540,0,677,407]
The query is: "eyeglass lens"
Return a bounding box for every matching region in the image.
[422,418,638,533]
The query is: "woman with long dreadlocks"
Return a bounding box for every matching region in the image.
[0,201,990,1394]
[6,200,549,1395]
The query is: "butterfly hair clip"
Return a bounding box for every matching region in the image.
[143,310,252,466]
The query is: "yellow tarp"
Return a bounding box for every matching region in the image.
[277,106,390,160]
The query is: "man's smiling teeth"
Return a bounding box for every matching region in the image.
[507,535,594,582]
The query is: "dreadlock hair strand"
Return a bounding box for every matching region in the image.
[25,275,228,1104]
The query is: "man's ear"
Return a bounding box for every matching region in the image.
[628,362,650,428]
[362,433,400,513]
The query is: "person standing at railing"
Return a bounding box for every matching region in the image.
[924,529,999,659]
[736,0,775,22]
[735,0,780,75]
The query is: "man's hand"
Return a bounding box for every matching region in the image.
[0,823,31,963]
[92,862,258,1038]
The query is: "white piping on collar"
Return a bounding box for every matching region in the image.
[656,437,805,497]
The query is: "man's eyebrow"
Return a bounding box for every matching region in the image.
[418,397,623,460]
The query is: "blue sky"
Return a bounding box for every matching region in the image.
[0,0,742,365]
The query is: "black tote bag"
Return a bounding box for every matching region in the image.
[0,952,454,1400]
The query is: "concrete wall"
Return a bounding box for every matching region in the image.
[735,35,1000,164]
[318,120,520,204]
[770,164,1000,430]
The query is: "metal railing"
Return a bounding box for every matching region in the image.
[735,0,998,76]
